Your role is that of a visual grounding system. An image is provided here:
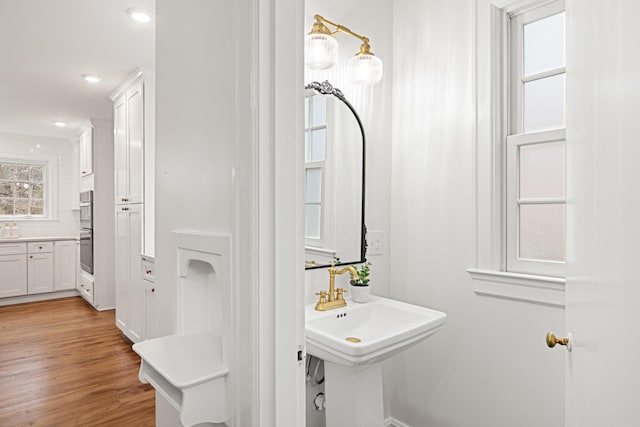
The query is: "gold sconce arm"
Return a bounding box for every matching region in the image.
[313,14,370,45]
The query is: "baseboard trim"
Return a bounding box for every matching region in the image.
[385,417,412,427]
[0,290,80,307]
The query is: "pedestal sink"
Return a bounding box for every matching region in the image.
[305,295,446,427]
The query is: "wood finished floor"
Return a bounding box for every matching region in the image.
[0,297,155,427]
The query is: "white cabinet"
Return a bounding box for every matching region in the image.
[113,78,145,205]
[79,126,94,177]
[27,246,53,295]
[78,271,94,304]
[0,243,27,298]
[141,255,157,339]
[54,240,76,291]
[0,239,79,301]
[115,203,144,342]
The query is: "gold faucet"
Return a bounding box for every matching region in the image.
[315,264,359,311]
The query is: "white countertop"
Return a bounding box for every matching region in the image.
[0,236,79,243]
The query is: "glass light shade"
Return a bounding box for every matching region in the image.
[305,34,339,70]
[347,53,383,85]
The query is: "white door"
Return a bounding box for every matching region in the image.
[565,0,640,425]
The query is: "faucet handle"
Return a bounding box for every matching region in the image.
[336,288,347,300]
[316,291,327,304]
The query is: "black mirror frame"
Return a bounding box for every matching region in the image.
[304,80,367,270]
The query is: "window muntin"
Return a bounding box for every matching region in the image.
[507,0,566,277]
[0,161,47,217]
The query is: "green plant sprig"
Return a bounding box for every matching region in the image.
[350,262,371,286]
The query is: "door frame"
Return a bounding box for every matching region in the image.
[233,0,305,425]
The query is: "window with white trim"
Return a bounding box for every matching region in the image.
[507,0,566,277]
[468,0,567,306]
[304,93,328,247]
[0,160,47,218]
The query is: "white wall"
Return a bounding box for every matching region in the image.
[155,1,263,425]
[387,0,565,426]
[0,132,79,237]
[154,0,233,339]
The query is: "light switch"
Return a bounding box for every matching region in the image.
[368,230,383,256]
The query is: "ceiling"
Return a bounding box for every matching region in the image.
[0,0,155,140]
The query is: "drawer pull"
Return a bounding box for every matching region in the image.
[145,269,152,274]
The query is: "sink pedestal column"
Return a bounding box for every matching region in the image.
[324,362,385,427]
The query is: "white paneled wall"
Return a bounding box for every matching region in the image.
[388,0,564,426]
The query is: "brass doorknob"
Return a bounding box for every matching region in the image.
[546,332,572,351]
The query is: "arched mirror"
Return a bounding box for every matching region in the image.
[304,81,367,269]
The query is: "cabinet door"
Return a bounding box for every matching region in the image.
[127,81,145,204]
[0,254,27,297]
[127,204,145,342]
[79,131,87,176]
[27,253,53,294]
[114,95,129,204]
[115,204,144,342]
[115,205,130,332]
[84,127,93,175]
[79,127,94,176]
[54,240,76,290]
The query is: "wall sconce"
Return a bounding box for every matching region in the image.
[305,14,383,86]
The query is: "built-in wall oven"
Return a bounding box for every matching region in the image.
[80,229,94,274]
[79,190,93,274]
[79,190,93,230]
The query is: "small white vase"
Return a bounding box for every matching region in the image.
[349,284,370,303]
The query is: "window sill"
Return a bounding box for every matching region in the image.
[304,246,337,257]
[467,268,565,307]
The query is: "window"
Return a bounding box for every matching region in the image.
[468,0,566,306]
[507,1,566,277]
[0,161,47,217]
[304,94,328,247]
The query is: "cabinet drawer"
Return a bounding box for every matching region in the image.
[28,241,53,253]
[79,273,94,304]
[0,242,27,255]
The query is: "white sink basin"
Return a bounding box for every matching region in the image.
[305,295,447,366]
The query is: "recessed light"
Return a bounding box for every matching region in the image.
[82,74,102,84]
[127,8,153,23]
[53,121,67,128]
